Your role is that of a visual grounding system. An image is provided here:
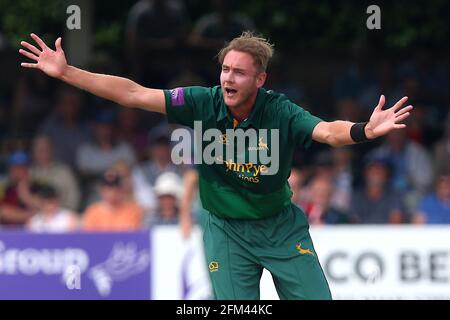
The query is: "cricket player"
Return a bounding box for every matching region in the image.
[19,32,413,299]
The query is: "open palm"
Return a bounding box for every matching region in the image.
[366,95,413,139]
[19,33,67,78]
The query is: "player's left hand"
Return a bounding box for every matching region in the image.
[365,95,413,139]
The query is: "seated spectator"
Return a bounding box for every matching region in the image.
[369,128,433,213]
[333,45,375,102]
[0,151,35,227]
[30,135,80,211]
[116,108,150,162]
[358,60,403,114]
[82,171,142,231]
[134,133,183,186]
[302,176,351,225]
[11,71,52,136]
[330,147,354,211]
[145,172,183,226]
[350,156,406,224]
[27,184,79,233]
[39,87,89,168]
[335,98,364,123]
[76,109,136,178]
[433,114,450,177]
[108,160,156,216]
[413,172,450,224]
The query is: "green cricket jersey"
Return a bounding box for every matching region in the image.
[164,86,322,219]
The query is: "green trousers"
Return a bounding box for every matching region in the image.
[202,203,332,300]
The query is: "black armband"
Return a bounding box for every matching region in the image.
[350,122,370,143]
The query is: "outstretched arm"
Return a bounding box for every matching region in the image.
[19,34,165,113]
[312,95,413,147]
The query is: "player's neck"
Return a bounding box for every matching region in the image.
[229,91,258,122]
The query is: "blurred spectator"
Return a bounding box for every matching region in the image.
[117,108,150,162]
[398,51,450,104]
[30,135,80,211]
[335,98,364,122]
[0,30,6,50]
[433,114,450,177]
[311,151,335,180]
[108,160,156,216]
[330,147,354,211]
[358,60,403,113]
[189,0,255,51]
[145,172,183,226]
[83,171,143,231]
[266,60,305,105]
[27,184,79,232]
[76,109,136,177]
[134,133,183,186]
[288,168,305,206]
[11,72,52,135]
[369,129,433,212]
[125,0,190,85]
[303,176,351,225]
[293,152,334,207]
[168,66,208,89]
[334,45,374,102]
[413,172,450,224]
[401,76,422,104]
[405,104,427,145]
[350,156,405,224]
[0,151,35,227]
[39,87,89,168]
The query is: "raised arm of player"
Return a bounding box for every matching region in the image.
[19,34,166,114]
[312,95,413,147]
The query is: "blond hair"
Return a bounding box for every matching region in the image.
[218,31,274,73]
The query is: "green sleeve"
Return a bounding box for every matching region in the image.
[164,86,212,128]
[284,102,323,148]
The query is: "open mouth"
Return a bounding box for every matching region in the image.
[225,88,238,97]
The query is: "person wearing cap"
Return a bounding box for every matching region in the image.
[82,171,143,231]
[0,151,35,227]
[146,172,183,226]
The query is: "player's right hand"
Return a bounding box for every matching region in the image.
[19,33,68,79]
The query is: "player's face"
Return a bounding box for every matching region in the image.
[220,50,266,109]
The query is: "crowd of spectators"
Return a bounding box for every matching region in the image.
[0,0,449,233]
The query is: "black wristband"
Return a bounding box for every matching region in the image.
[350,122,370,143]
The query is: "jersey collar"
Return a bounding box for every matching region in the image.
[217,88,266,129]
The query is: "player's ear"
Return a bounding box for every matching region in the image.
[256,72,267,88]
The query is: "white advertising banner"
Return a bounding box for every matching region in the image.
[151,226,212,300]
[152,226,450,300]
[261,226,450,300]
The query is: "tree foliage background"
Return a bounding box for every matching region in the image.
[1,0,449,51]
